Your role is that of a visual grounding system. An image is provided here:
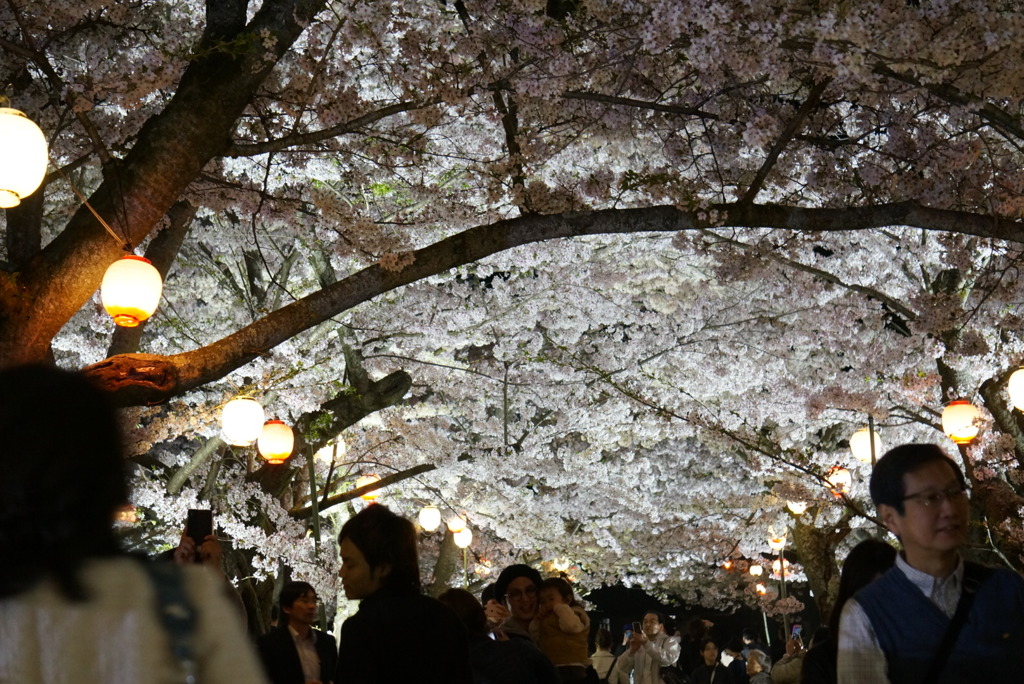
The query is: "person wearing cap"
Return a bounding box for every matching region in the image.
[484,564,543,640]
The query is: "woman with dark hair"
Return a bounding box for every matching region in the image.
[334,503,472,683]
[438,587,558,684]
[800,538,897,684]
[690,637,734,684]
[0,364,267,683]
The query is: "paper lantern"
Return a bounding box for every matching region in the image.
[723,560,734,571]
[849,427,883,464]
[768,535,786,551]
[257,420,293,464]
[826,466,853,497]
[100,255,163,327]
[942,400,981,445]
[786,500,808,515]
[0,108,48,208]
[418,506,442,532]
[772,558,791,576]
[221,397,265,446]
[355,474,381,501]
[447,514,467,533]
[1008,368,1024,411]
[755,583,767,595]
[454,527,473,548]
[749,564,763,577]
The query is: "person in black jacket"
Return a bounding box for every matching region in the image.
[334,504,472,684]
[257,581,337,684]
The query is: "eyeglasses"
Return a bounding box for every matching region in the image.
[902,486,969,508]
[506,586,537,601]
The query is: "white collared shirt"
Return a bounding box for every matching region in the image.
[288,624,321,683]
[836,554,964,683]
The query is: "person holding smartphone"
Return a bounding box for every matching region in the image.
[612,611,681,684]
[770,627,805,684]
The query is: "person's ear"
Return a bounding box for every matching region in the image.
[878,503,902,536]
[373,562,392,582]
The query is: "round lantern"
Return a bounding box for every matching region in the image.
[849,427,883,464]
[257,420,294,464]
[755,583,767,596]
[768,535,786,551]
[221,397,265,446]
[772,558,791,576]
[1008,368,1024,411]
[786,500,808,515]
[453,527,473,548]
[355,474,382,501]
[418,506,442,532]
[722,560,734,571]
[100,255,163,327]
[749,564,763,577]
[942,400,981,445]
[447,514,467,533]
[0,108,48,208]
[826,465,853,497]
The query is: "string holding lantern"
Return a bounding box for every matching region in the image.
[100,255,163,327]
[942,400,981,445]
[257,420,294,464]
[221,397,265,446]
[355,474,382,501]
[0,107,48,208]
[418,506,442,532]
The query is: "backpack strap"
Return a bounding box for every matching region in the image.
[144,561,199,684]
[921,562,992,684]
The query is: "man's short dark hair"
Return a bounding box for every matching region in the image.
[279,580,315,610]
[338,503,421,594]
[493,564,542,604]
[869,443,967,515]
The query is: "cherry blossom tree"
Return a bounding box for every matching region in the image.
[4,0,1024,626]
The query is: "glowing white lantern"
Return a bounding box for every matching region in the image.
[942,400,981,445]
[100,255,163,327]
[772,558,791,576]
[749,564,763,577]
[755,583,767,595]
[447,515,467,533]
[418,506,442,532]
[355,474,381,501]
[849,427,883,464]
[1008,368,1024,411]
[453,527,473,548]
[257,420,294,464]
[786,500,808,515]
[221,397,265,446]
[0,108,48,208]
[768,535,786,551]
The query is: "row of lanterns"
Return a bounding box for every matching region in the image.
[417,506,473,547]
[1,108,163,327]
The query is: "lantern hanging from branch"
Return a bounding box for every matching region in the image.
[355,474,382,501]
[1008,368,1024,411]
[418,506,442,532]
[221,397,265,446]
[100,255,163,327]
[0,108,48,208]
[749,564,763,577]
[768,535,786,552]
[257,420,294,464]
[447,515,467,533]
[453,527,473,548]
[786,500,808,515]
[826,466,853,497]
[849,427,883,464]
[941,400,981,445]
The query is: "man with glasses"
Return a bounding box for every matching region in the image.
[257,581,337,684]
[487,564,543,640]
[837,443,1024,683]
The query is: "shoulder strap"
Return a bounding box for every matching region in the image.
[144,561,199,684]
[921,563,992,684]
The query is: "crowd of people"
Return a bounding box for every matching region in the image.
[2,364,1024,683]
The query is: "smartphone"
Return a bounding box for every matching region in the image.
[632,621,642,635]
[791,624,803,638]
[186,509,213,562]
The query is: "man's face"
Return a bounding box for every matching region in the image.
[505,576,538,621]
[283,590,318,627]
[642,613,662,638]
[339,537,387,600]
[880,459,968,565]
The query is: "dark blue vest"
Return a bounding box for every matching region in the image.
[855,562,1024,684]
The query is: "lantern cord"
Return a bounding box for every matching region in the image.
[55,164,132,252]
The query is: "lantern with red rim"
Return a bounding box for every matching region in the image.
[941,400,981,445]
[257,420,294,464]
[100,255,163,327]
